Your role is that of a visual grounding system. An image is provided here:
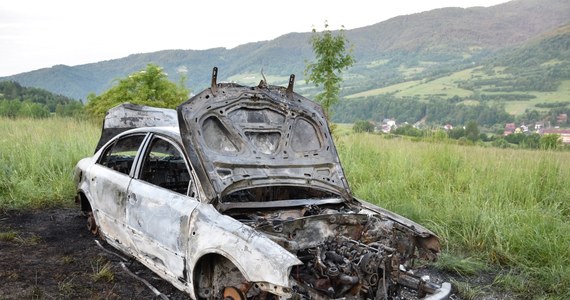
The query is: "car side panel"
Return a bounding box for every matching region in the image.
[126,179,198,282]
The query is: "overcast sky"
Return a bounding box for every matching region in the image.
[0,0,510,77]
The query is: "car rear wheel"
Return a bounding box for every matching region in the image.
[86,212,99,236]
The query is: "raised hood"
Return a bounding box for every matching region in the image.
[177,68,351,202]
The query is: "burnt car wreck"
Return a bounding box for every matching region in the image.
[75,67,451,299]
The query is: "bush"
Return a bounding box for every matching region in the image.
[353,120,375,133]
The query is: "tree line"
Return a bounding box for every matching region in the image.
[353,120,564,150]
[0,81,83,118]
[332,94,515,127]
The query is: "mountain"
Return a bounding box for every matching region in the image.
[0,0,569,119]
[350,0,570,53]
[333,23,570,127]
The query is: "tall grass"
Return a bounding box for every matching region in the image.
[339,133,570,299]
[0,117,99,209]
[1,118,568,297]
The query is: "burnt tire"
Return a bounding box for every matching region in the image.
[86,212,99,236]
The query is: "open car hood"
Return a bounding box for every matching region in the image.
[177,69,352,202]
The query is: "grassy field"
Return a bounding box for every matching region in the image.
[1,117,568,298]
[345,65,570,116]
[339,134,570,299]
[0,117,99,209]
[345,67,478,99]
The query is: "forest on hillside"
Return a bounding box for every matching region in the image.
[332,95,515,128]
[336,24,570,128]
[0,81,83,118]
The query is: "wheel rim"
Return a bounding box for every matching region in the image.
[87,212,98,235]
[223,286,246,300]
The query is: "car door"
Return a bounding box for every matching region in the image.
[89,133,147,249]
[126,134,199,282]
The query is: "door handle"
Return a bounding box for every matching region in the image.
[128,193,137,205]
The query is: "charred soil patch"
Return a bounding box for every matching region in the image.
[0,207,189,299]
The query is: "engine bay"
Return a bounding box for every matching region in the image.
[226,200,443,299]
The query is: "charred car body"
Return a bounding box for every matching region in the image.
[74,68,451,299]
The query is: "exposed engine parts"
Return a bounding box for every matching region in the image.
[293,235,395,298]
[237,204,444,299]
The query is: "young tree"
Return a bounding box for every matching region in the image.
[465,120,480,142]
[86,64,189,118]
[304,22,354,119]
[0,99,21,118]
[353,120,375,133]
[540,134,562,150]
[448,127,466,140]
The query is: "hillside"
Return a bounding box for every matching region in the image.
[0,0,569,126]
[0,81,82,117]
[337,23,570,127]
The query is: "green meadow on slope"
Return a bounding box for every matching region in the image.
[346,66,570,116]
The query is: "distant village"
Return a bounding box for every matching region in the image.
[373,113,570,145]
[501,113,570,144]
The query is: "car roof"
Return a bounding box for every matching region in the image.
[117,126,181,141]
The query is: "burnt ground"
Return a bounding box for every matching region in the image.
[0,207,508,300]
[0,207,189,300]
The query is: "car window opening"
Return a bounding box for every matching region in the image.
[98,134,146,175]
[140,138,191,195]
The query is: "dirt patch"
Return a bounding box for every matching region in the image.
[0,207,189,300]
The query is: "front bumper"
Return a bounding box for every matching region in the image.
[424,282,452,300]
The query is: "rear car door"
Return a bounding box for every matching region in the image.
[89,133,147,249]
[126,134,199,282]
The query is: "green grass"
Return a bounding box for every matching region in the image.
[395,76,473,99]
[0,117,99,210]
[1,117,569,298]
[91,257,114,282]
[346,67,477,99]
[500,80,570,114]
[332,123,353,137]
[345,66,570,116]
[0,230,42,245]
[365,59,390,68]
[346,80,422,99]
[0,230,18,242]
[338,133,570,299]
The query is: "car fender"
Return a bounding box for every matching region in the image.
[74,157,96,208]
[186,203,301,294]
